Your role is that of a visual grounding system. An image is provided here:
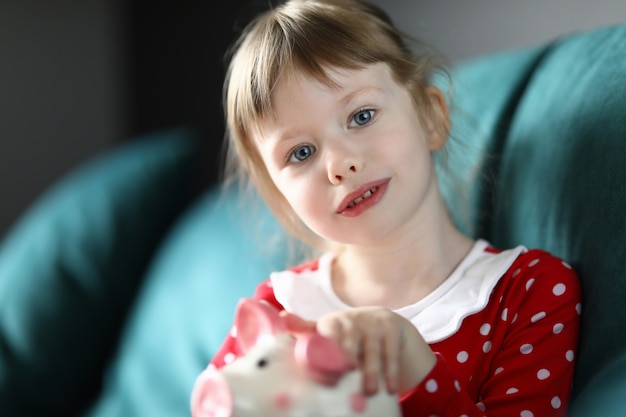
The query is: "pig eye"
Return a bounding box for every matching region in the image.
[257,358,269,368]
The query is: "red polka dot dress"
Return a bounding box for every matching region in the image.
[208,240,581,417]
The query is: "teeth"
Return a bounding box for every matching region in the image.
[347,187,378,209]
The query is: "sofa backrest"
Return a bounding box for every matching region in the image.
[449,23,626,414]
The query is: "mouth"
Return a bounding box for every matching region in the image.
[346,187,379,209]
[336,178,390,215]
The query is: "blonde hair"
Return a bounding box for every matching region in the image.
[223,0,451,252]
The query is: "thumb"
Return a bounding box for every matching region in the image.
[280,311,317,335]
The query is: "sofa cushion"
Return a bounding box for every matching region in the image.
[444,43,552,237]
[84,185,289,417]
[488,23,626,407]
[569,351,626,417]
[0,129,197,416]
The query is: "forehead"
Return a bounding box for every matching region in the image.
[266,63,398,122]
[254,63,400,141]
[279,62,394,96]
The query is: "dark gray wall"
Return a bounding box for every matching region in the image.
[0,1,126,238]
[370,0,626,62]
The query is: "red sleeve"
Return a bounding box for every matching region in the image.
[400,353,487,416]
[400,250,581,417]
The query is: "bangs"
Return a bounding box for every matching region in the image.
[225,0,414,138]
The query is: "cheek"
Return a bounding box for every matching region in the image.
[272,392,293,412]
[274,173,322,217]
[388,127,435,172]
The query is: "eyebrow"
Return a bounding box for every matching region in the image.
[339,86,384,106]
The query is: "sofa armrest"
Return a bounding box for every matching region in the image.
[0,128,198,416]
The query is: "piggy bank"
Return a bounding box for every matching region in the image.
[191,298,401,417]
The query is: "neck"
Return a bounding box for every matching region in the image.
[331,212,474,310]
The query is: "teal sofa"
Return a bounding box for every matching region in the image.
[1,23,625,417]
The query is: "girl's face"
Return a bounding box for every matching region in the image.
[254,63,446,246]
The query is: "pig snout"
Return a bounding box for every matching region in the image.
[191,368,233,417]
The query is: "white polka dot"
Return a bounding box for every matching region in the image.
[512,268,521,278]
[576,303,582,315]
[477,401,486,411]
[501,308,509,321]
[552,396,562,409]
[480,323,491,336]
[230,326,238,337]
[425,379,438,393]
[483,341,492,353]
[224,353,236,364]
[494,367,504,375]
[553,323,564,334]
[531,311,546,323]
[526,278,535,291]
[529,258,540,267]
[537,369,551,380]
[506,387,519,394]
[454,380,461,392]
[207,363,217,371]
[457,351,469,363]
[562,261,572,269]
[460,415,469,417]
[520,344,533,354]
[566,350,575,362]
[553,283,566,296]
[521,411,534,417]
[512,313,519,323]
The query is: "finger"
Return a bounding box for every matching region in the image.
[361,331,382,395]
[337,315,360,362]
[382,324,402,393]
[316,314,344,340]
[318,315,361,363]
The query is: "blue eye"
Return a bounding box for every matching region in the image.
[289,144,315,163]
[350,109,375,127]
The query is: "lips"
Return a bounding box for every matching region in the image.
[346,187,378,209]
[336,178,390,216]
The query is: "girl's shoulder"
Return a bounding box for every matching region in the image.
[398,241,580,342]
[483,243,580,298]
[488,246,582,320]
[500,247,580,296]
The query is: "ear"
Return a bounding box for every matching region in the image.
[423,86,450,152]
[235,298,287,352]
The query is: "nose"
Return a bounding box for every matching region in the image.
[191,369,233,417]
[326,144,362,185]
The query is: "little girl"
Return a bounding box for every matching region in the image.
[195,0,581,416]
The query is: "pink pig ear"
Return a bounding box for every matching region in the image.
[235,299,287,352]
[295,333,356,387]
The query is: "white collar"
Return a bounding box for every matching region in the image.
[270,240,526,343]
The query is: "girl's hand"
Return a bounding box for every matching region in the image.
[281,308,437,396]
